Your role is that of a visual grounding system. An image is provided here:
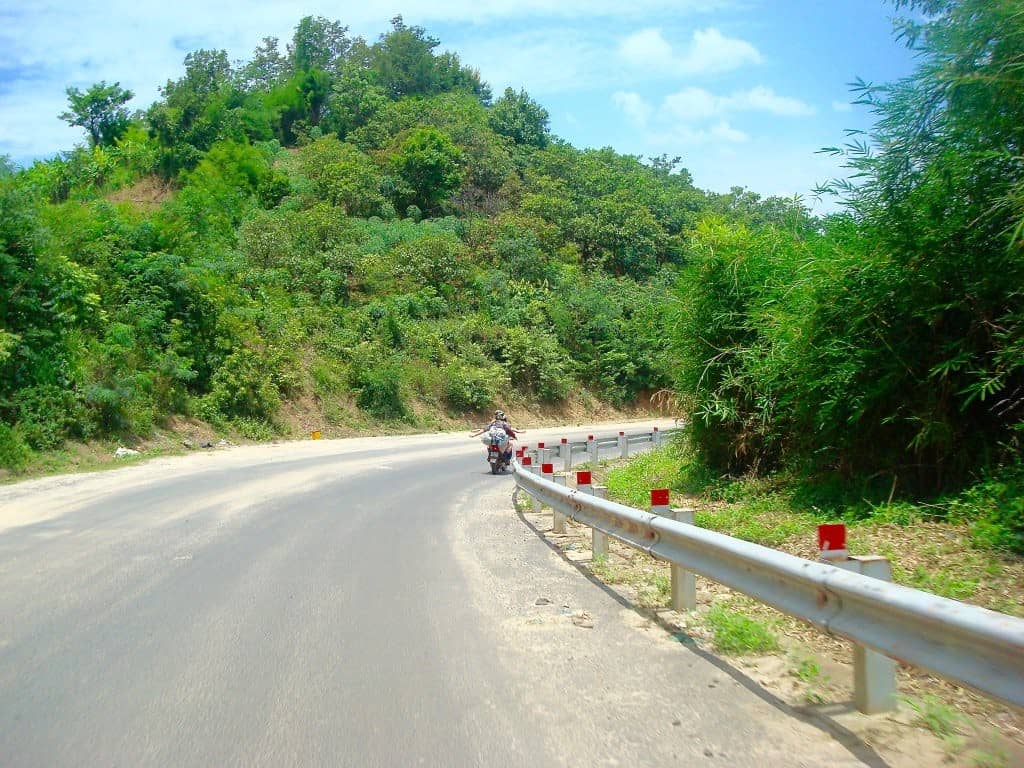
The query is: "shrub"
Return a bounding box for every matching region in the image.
[498,326,571,401]
[202,348,281,421]
[443,362,507,412]
[348,350,406,419]
[947,463,1024,554]
[0,423,32,471]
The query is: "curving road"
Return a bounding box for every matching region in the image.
[0,423,878,767]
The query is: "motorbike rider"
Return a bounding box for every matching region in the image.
[470,410,518,464]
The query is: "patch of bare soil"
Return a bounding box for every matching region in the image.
[520,500,1024,768]
[106,175,174,209]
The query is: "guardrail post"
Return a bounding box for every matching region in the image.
[818,524,896,714]
[559,438,568,463]
[522,456,538,512]
[550,466,567,534]
[618,431,628,458]
[587,435,597,464]
[576,471,607,557]
[669,507,697,611]
[843,556,898,714]
[653,426,662,447]
[565,443,575,470]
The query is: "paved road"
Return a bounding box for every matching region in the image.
[0,424,881,767]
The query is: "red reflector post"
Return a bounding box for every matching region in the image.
[650,488,670,506]
[818,524,847,559]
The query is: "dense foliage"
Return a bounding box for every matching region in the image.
[2,4,1021,550]
[675,0,1024,512]
[1,14,722,467]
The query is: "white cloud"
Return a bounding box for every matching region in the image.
[618,27,761,76]
[661,85,814,122]
[662,87,721,120]
[732,86,815,116]
[832,99,853,112]
[709,120,749,142]
[611,83,812,147]
[648,121,749,146]
[612,91,749,145]
[452,30,603,95]
[619,29,677,71]
[612,91,653,127]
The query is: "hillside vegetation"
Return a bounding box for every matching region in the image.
[1,3,1021,551]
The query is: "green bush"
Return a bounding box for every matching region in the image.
[498,326,571,401]
[0,423,32,471]
[443,362,507,412]
[14,385,91,448]
[202,348,281,421]
[947,464,1024,554]
[348,350,406,419]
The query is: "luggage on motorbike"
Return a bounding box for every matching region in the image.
[480,426,508,447]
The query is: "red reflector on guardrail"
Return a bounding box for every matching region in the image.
[650,488,670,506]
[576,471,592,485]
[818,524,846,554]
[561,437,568,444]
[522,456,532,466]
[537,441,545,448]
[541,463,554,473]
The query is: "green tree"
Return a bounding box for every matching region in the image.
[147,49,244,175]
[299,136,386,216]
[488,87,549,148]
[323,63,388,138]
[371,16,490,102]
[387,127,463,214]
[812,0,1024,487]
[237,37,288,92]
[59,81,135,147]
[288,16,351,74]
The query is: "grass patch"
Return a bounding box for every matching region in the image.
[604,447,688,508]
[590,554,623,584]
[705,602,779,654]
[895,565,979,601]
[792,657,820,684]
[903,695,967,753]
[695,495,816,547]
[636,572,671,608]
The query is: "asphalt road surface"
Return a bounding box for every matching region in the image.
[0,423,882,767]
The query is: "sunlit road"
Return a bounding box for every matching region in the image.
[0,423,876,767]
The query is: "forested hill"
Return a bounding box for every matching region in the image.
[0,14,810,463]
[2,4,1023,553]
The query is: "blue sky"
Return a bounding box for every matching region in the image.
[0,1,917,210]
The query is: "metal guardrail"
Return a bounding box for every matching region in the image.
[512,432,1024,711]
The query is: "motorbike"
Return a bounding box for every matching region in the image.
[481,426,512,474]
